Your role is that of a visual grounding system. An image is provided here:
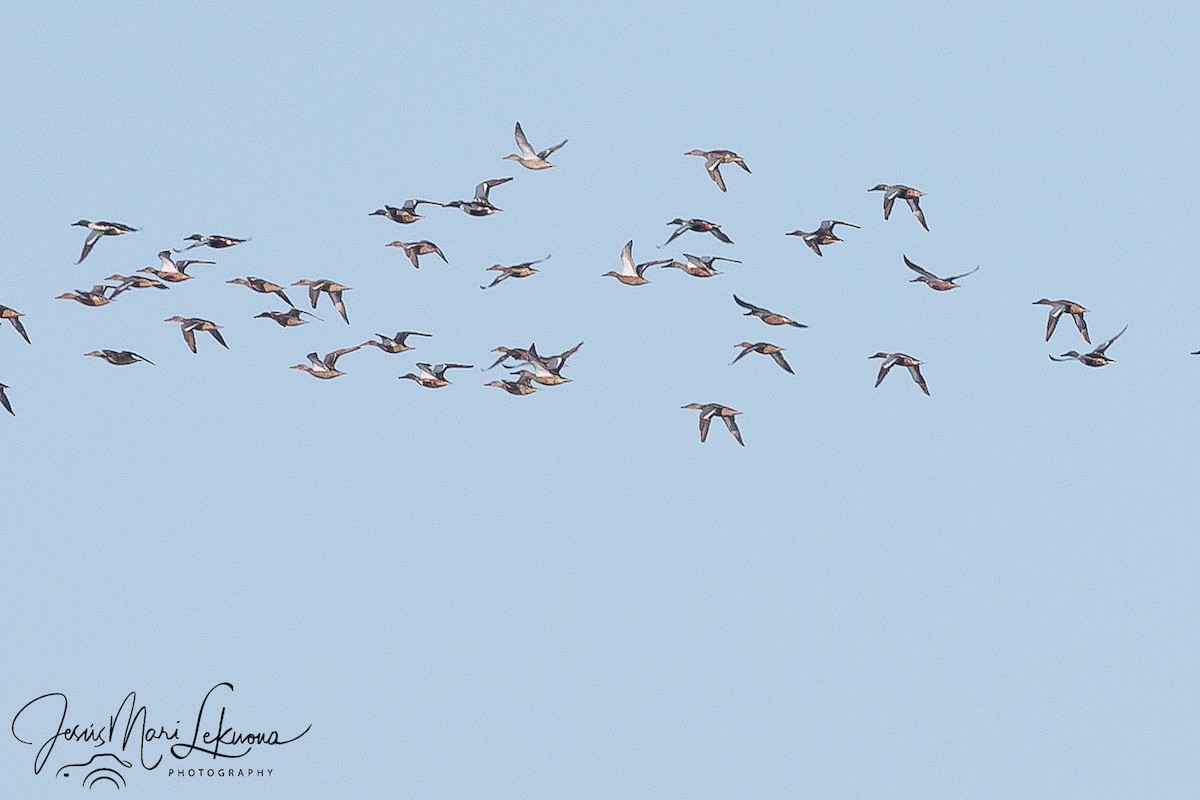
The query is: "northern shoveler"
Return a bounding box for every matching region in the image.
[176,234,249,251]
[681,403,744,446]
[0,383,12,416]
[399,362,474,388]
[904,255,979,290]
[445,178,512,216]
[870,352,929,395]
[1049,325,1127,367]
[361,331,432,353]
[85,349,154,366]
[1032,298,1090,344]
[663,218,733,247]
[164,316,228,353]
[487,372,539,395]
[227,276,295,307]
[57,285,116,306]
[685,149,751,192]
[255,309,321,326]
[481,255,549,289]
[386,240,448,269]
[106,274,168,297]
[72,220,137,263]
[733,295,807,327]
[290,346,361,379]
[503,122,567,170]
[869,184,929,230]
[604,240,670,285]
[292,279,351,323]
[660,253,740,278]
[369,199,445,224]
[731,342,793,374]
[137,250,215,283]
[0,305,30,344]
[786,220,860,256]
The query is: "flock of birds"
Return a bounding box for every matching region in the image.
[0,122,1152,443]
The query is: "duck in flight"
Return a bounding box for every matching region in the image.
[481,255,550,289]
[0,305,30,344]
[1032,298,1090,344]
[106,274,168,297]
[503,122,567,170]
[386,240,448,269]
[681,403,744,446]
[660,253,740,278]
[57,285,116,307]
[446,177,512,216]
[685,149,751,192]
[487,372,539,395]
[227,276,294,307]
[85,349,154,366]
[0,383,12,416]
[904,255,979,290]
[869,352,929,395]
[72,220,138,263]
[369,199,445,224]
[164,316,228,353]
[292,279,351,323]
[138,250,215,283]
[662,218,733,247]
[290,346,361,379]
[399,362,474,388]
[786,220,860,256]
[1049,325,1127,367]
[733,295,807,328]
[869,184,929,230]
[604,240,671,286]
[176,234,249,251]
[255,309,321,327]
[361,331,432,354]
[731,342,793,374]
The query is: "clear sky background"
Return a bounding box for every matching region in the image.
[3,2,1200,797]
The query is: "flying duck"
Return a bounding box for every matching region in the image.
[731,342,793,374]
[291,279,351,323]
[369,199,445,224]
[176,234,249,251]
[604,240,671,285]
[486,372,539,395]
[685,149,751,192]
[289,346,361,379]
[904,255,979,290]
[137,250,215,283]
[786,220,860,256]
[0,383,12,416]
[1032,298,1090,344]
[399,362,474,388]
[662,218,733,247]
[227,277,295,307]
[869,184,929,230]
[681,403,744,446]
[255,309,321,326]
[481,254,550,289]
[85,349,154,366]
[386,240,448,269]
[445,177,512,216]
[869,352,929,395]
[361,331,432,353]
[72,220,138,263]
[0,305,30,344]
[733,295,807,327]
[105,274,168,297]
[1049,325,1127,367]
[164,316,228,353]
[56,285,116,307]
[660,253,740,278]
[503,122,567,170]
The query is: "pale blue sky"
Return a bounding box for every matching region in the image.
[3,2,1200,797]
